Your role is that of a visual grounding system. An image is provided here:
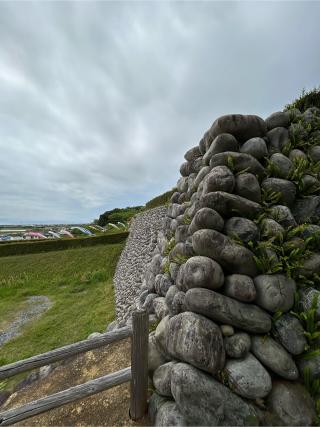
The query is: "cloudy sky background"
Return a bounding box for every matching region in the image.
[0,1,319,224]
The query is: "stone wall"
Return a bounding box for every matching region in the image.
[113,206,167,326]
[140,108,320,426]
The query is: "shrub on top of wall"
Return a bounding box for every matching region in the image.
[285,87,320,112]
[0,232,129,257]
[145,189,177,210]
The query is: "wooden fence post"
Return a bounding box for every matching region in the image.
[130,309,149,421]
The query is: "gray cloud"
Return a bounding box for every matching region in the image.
[0,1,319,223]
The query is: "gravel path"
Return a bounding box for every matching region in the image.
[0,296,52,347]
[113,206,167,325]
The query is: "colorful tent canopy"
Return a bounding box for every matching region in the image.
[24,232,47,239]
[48,231,61,238]
[71,226,92,235]
[59,229,74,238]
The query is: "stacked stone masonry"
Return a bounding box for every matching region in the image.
[140,109,320,426]
[113,206,167,326]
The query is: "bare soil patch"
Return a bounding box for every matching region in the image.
[2,339,150,426]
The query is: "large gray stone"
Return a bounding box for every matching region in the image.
[149,333,169,374]
[153,361,177,397]
[265,111,290,130]
[188,207,224,234]
[203,133,239,165]
[174,225,189,243]
[165,285,179,314]
[260,218,284,238]
[201,191,262,219]
[299,255,320,278]
[223,274,256,302]
[308,145,320,162]
[234,173,261,203]
[183,256,224,291]
[206,114,267,146]
[185,288,271,333]
[269,205,297,228]
[169,242,194,262]
[254,275,296,313]
[251,335,299,380]
[289,148,307,161]
[261,178,296,207]
[143,293,158,313]
[176,177,188,193]
[269,153,293,179]
[171,362,259,426]
[224,217,259,243]
[153,297,169,320]
[225,353,272,399]
[155,315,170,352]
[266,127,289,153]
[171,291,185,315]
[210,151,265,178]
[155,401,188,427]
[292,196,320,224]
[202,166,235,194]
[192,229,259,276]
[224,332,251,358]
[267,381,317,426]
[184,146,201,162]
[274,313,307,355]
[240,137,268,160]
[189,166,210,194]
[166,312,225,374]
[180,158,202,177]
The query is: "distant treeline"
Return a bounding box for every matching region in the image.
[97,206,144,226]
[0,232,129,257]
[97,188,176,226]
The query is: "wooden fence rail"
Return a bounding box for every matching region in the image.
[0,327,132,381]
[0,310,149,425]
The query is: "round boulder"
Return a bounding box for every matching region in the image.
[265,111,290,130]
[267,381,317,426]
[251,335,299,380]
[223,274,256,302]
[269,153,293,179]
[274,313,307,355]
[267,127,289,153]
[202,166,235,195]
[183,256,224,291]
[192,228,259,276]
[166,312,225,374]
[188,207,224,234]
[224,353,272,399]
[234,173,261,203]
[203,133,239,165]
[224,217,260,244]
[261,178,296,207]
[224,332,251,358]
[254,274,296,313]
[240,137,268,160]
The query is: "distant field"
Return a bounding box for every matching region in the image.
[0,242,124,389]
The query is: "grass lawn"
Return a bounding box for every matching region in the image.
[0,242,124,379]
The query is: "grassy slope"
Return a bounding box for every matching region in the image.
[0,242,124,370]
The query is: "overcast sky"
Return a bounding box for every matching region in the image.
[0,1,319,224]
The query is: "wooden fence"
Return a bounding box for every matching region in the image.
[0,310,149,426]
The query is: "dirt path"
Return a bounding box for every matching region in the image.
[0,296,52,347]
[2,339,150,426]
